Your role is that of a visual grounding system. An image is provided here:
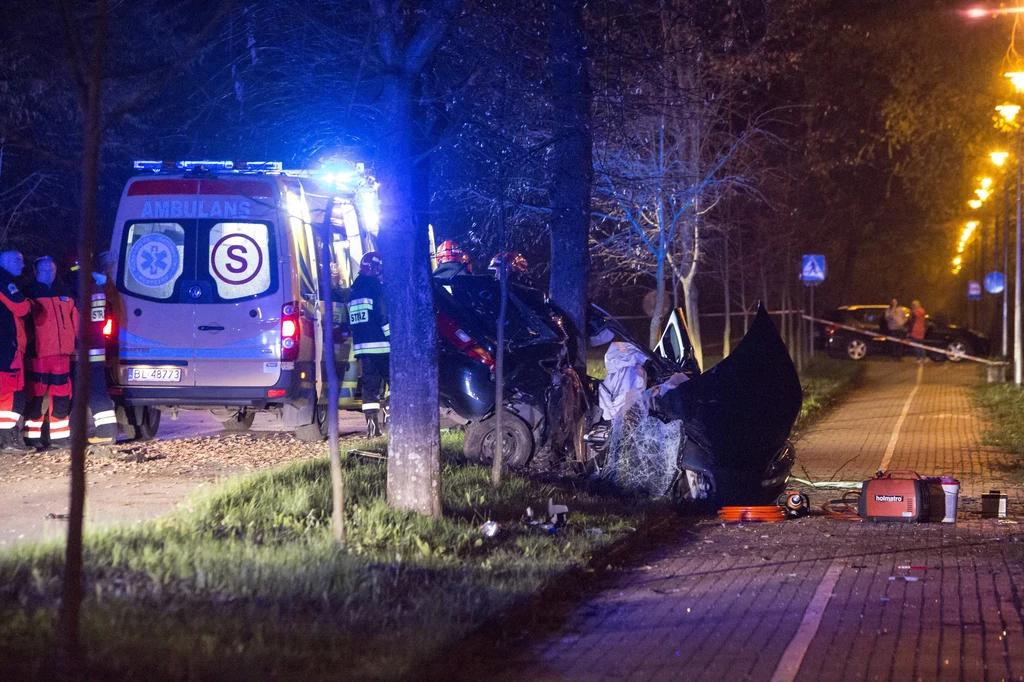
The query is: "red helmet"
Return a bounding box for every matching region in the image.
[436,240,470,265]
[359,251,383,276]
[488,251,528,277]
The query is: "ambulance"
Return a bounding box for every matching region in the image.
[106,160,378,439]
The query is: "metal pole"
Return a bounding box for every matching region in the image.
[1015,128,1022,384]
[1005,170,1011,357]
[809,284,815,359]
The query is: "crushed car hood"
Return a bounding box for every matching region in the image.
[654,305,802,470]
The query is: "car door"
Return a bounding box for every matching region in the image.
[192,218,282,387]
[654,308,701,374]
[116,219,196,387]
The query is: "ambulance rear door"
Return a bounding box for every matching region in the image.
[191,178,283,388]
[115,179,197,388]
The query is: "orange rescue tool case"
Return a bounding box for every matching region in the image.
[858,470,929,522]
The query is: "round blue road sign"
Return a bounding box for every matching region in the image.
[985,271,1005,295]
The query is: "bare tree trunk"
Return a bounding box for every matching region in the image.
[378,73,442,517]
[491,165,507,485]
[318,202,344,543]
[57,0,106,676]
[548,0,592,369]
[648,258,666,349]
[738,229,749,335]
[373,0,458,516]
[722,233,731,357]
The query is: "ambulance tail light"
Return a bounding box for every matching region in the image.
[436,311,495,370]
[102,318,115,338]
[281,302,301,362]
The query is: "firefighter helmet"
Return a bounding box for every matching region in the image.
[359,251,383,276]
[435,240,470,265]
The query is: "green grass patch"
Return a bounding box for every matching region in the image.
[0,432,652,681]
[793,357,864,437]
[971,382,1024,455]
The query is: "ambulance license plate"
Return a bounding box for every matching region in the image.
[127,367,182,383]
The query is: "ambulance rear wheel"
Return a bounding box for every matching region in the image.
[117,406,161,441]
[295,401,329,441]
[221,408,255,432]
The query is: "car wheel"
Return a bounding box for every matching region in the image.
[463,410,534,469]
[135,407,161,441]
[221,408,255,432]
[846,338,868,360]
[295,401,329,441]
[946,340,972,362]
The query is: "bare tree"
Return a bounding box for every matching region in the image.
[548,0,592,368]
[372,0,460,517]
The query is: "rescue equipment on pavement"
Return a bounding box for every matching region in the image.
[858,470,928,521]
[779,490,810,518]
[717,505,787,522]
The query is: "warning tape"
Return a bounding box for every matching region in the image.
[802,315,1007,367]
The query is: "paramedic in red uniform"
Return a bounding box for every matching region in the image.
[24,256,78,449]
[349,251,389,438]
[0,250,33,452]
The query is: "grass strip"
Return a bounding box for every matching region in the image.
[0,432,654,681]
[971,381,1024,455]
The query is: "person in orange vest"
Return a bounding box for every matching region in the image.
[0,250,33,452]
[24,256,79,449]
[909,299,927,365]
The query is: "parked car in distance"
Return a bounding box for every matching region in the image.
[822,305,990,362]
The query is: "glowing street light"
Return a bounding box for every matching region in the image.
[1008,72,1024,92]
[981,177,994,189]
[997,103,1021,123]
[991,151,1010,166]
[969,198,983,209]
[976,188,992,201]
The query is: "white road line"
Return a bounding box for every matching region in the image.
[768,560,844,682]
[877,364,923,472]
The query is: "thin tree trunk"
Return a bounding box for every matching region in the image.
[492,164,507,485]
[648,258,665,349]
[722,233,731,357]
[57,0,106,676]
[379,74,441,517]
[318,201,344,543]
[548,0,592,370]
[738,229,748,334]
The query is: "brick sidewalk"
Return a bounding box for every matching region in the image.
[435,361,1024,682]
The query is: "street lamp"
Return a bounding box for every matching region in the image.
[998,91,1023,383]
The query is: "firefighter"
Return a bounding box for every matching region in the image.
[84,252,118,444]
[349,251,389,438]
[488,251,532,288]
[23,256,78,449]
[0,250,32,452]
[433,240,473,281]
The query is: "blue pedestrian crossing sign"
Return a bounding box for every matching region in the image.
[968,280,982,300]
[801,254,826,284]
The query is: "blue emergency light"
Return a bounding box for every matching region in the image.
[133,160,283,172]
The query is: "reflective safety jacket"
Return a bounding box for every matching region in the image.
[0,269,30,371]
[86,289,108,363]
[25,282,78,358]
[348,273,389,356]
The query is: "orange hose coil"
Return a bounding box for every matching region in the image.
[717,506,787,523]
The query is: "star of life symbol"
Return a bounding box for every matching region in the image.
[128,233,180,288]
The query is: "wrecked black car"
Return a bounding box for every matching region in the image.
[435,275,802,508]
[585,304,801,508]
[434,275,584,468]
